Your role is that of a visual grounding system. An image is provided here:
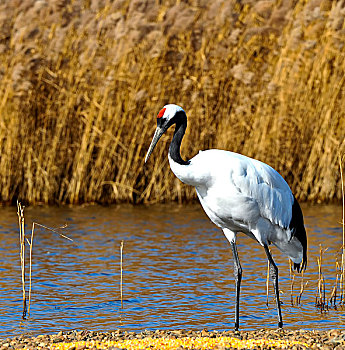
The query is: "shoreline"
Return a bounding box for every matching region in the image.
[1,329,344,349]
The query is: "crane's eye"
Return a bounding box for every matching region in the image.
[157,108,166,119]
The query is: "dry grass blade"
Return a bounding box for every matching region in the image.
[17,201,27,319]
[120,240,124,309]
[339,154,345,304]
[297,272,307,306]
[315,245,329,312]
[27,223,34,316]
[266,260,269,307]
[32,222,73,242]
[289,259,295,306]
[329,284,337,308]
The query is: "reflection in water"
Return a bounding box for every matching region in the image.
[0,204,344,338]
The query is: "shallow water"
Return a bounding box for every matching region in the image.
[0,204,344,338]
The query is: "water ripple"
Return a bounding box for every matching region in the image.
[0,204,343,338]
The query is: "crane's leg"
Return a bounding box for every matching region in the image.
[263,244,283,328]
[231,241,242,331]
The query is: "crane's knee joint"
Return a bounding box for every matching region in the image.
[234,266,242,280]
[238,266,243,277]
[269,264,278,280]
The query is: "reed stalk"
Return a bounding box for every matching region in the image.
[266,260,269,307]
[315,245,328,312]
[120,240,124,308]
[329,281,337,308]
[296,272,307,306]
[17,202,27,319]
[339,154,345,304]
[289,259,295,306]
[27,223,34,317]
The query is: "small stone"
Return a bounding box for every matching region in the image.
[201,329,209,337]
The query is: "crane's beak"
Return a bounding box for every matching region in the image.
[145,126,164,163]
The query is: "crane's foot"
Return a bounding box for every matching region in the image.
[278,321,283,328]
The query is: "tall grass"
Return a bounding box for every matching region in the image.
[0,0,344,204]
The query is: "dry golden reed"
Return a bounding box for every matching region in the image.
[17,202,27,318]
[120,239,124,309]
[0,0,344,205]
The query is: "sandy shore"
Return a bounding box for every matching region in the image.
[1,329,344,349]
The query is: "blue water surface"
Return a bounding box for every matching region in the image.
[0,204,344,338]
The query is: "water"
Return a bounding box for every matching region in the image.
[0,204,344,338]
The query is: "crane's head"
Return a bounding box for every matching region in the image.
[145,104,185,163]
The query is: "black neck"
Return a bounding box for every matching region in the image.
[169,118,190,165]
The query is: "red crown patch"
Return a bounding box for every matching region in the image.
[157,108,166,119]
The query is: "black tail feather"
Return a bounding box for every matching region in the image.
[290,196,308,273]
[293,259,307,273]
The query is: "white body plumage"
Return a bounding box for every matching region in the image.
[168,149,303,264]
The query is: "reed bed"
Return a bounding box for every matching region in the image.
[0,0,344,205]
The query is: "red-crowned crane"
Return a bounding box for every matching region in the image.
[145,104,307,330]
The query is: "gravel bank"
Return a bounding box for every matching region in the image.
[1,329,345,350]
